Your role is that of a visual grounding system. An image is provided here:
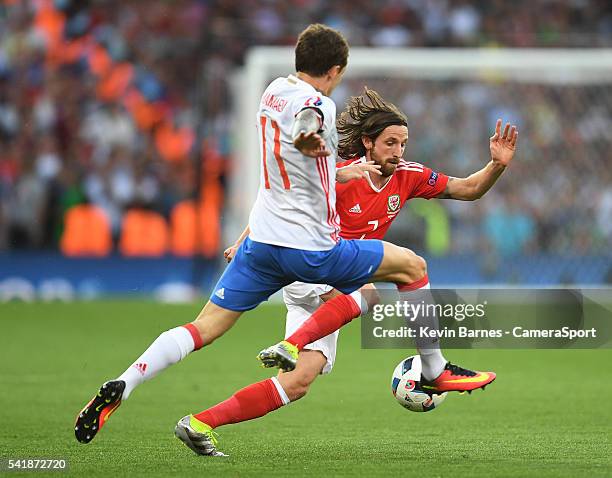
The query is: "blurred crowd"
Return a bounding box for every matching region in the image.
[0,0,611,258]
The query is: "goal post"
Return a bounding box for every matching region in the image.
[231,48,612,285]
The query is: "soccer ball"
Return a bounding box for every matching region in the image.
[391,355,447,412]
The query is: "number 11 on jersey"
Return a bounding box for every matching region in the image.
[260,116,291,190]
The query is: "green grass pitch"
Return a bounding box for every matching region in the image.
[1,301,610,477]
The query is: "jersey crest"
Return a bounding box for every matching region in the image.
[387,194,401,214]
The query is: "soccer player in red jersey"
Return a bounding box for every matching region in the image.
[187,89,517,454]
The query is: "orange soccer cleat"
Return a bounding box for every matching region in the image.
[74,380,125,444]
[421,363,496,394]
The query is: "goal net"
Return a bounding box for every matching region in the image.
[232,48,612,286]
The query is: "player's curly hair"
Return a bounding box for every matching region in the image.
[338,88,408,159]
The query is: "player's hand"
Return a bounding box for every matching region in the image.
[293,131,331,158]
[336,161,382,183]
[223,244,239,263]
[490,119,518,167]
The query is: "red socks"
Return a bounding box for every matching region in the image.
[285,294,361,350]
[397,274,429,292]
[193,379,285,429]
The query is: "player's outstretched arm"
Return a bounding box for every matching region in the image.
[436,119,518,201]
[292,108,331,158]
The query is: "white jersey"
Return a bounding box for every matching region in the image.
[248,74,340,251]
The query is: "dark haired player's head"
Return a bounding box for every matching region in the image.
[295,24,349,95]
[338,88,408,177]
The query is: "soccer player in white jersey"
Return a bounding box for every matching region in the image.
[74,24,517,456]
[178,89,518,455]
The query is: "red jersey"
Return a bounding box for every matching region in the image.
[336,157,449,240]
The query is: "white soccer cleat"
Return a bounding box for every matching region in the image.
[256,340,299,372]
[174,415,228,457]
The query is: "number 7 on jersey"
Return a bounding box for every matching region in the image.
[360,220,379,239]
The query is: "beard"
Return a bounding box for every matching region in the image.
[371,147,398,177]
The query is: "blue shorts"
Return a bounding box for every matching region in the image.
[210,237,384,311]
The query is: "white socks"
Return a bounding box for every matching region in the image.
[419,345,448,382]
[349,289,369,315]
[117,326,199,399]
[397,279,447,381]
[271,376,291,405]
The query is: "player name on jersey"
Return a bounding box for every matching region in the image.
[261,93,288,113]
